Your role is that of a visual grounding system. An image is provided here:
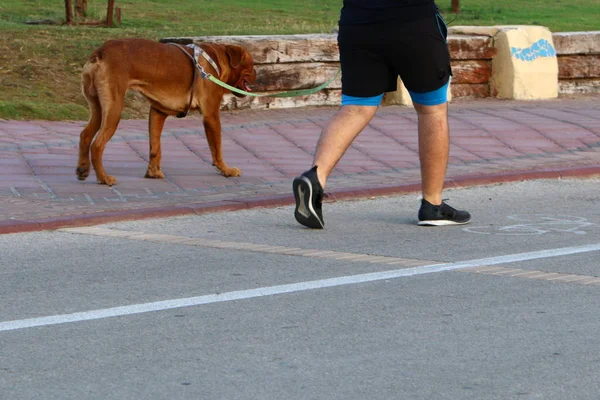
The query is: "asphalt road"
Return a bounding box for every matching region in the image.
[1,178,600,400]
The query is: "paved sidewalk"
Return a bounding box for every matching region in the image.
[1,94,599,234]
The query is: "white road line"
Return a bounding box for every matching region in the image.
[1,242,599,333]
[448,243,600,269]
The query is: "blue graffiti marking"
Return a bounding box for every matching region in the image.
[511,39,556,62]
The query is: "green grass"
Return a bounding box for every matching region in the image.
[0,0,598,120]
[0,100,89,121]
[443,0,599,30]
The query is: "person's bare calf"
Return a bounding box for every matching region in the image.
[414,102,449,206]
[312,105,378,188]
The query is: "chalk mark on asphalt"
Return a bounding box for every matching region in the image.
[463,214,597,236]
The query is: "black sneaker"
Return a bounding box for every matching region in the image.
[293,166,325,229]
[418,199,471,226]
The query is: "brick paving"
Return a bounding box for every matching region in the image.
[1,94,599,234]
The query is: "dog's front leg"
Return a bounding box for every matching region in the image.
[145,107,167,179]
[203,111,241,177]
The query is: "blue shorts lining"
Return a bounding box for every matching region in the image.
[341,93,383,106]
[408,80,449,106]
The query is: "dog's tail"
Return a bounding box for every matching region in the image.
[81,50,102,98]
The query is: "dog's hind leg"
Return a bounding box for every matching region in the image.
[145,107,167,179]
[90,84,125,186]
[76,71,102,181]
[202,109,241,177]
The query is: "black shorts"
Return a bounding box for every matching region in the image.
[337,14,451,97]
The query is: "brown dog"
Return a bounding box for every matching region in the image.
[76,38,257,186]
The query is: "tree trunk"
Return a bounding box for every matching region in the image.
[106,0,115,27]
[75,0,88,17]
[64,0,73,24]
[115,7,122,25]
[451,0,460,13]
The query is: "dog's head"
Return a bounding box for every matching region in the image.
[222,44,257,98]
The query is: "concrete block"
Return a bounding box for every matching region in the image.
[559,79,600,95]
[383,79,413,106]
[162,34,339,64]
[451,83,490,98]
[448,35,496,60]
[491,26,559,99]
[558,55,600,78]
[452,60,492,84]
[553,31,600,55]
[448,26,499,37]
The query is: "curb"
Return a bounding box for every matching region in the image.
[2,165,599,235]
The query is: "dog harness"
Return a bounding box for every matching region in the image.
[188,44,220,76]
[168,42,221,118]
[168,41,339,104]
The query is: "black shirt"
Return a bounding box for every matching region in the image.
[339,0,438,25]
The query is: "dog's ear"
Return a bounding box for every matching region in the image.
[225,45,246,69]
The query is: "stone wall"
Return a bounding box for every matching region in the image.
[447,31,496,99]
[553,32,600,94]
[161,29,600,110]
[162,34,342,110]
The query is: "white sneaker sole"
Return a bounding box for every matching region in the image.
[418,219,471,226]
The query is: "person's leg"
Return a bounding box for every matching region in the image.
[393,14,470,225]
[414,101,448,206]
[292,95,381,229]
[413,98,470,225]
[293,21,391,229]
[312,104,378,189]
[409,82,470,226]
